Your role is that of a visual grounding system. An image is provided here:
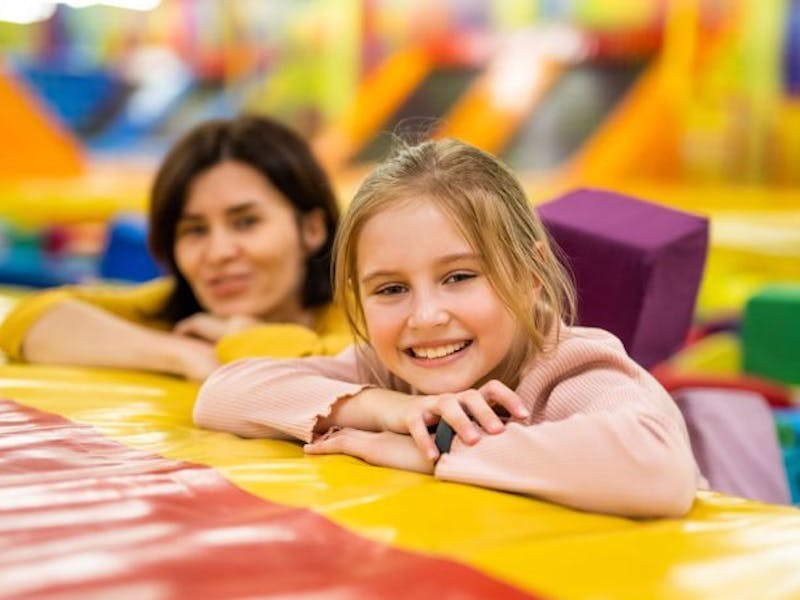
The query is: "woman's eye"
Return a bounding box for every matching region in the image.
[233,215,260,230]
[444,272,476,284]
[177,224,207,238]
[374,284,406,296]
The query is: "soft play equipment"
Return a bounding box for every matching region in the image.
[674,387,791,505]
[742,284,800,386]
[16,64,130,140]
[537,188,709,368]
[662,330,741,376]
[1,358,800,598]
[0,221,97,288]
[313,36,486,173]
[775,408,800,503]
[98,215,163,283]
[0,62,84,178]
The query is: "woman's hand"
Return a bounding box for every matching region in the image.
[304,429,434,474]
[382,380,531,460]
[170,335,221,380]
[173,313,262,343]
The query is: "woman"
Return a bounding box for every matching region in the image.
[0,115,350,379]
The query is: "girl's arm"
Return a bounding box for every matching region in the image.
[436,401,697,518]
[194,346,409,440]
[194,348,530,448]
[22,300,219,380]
[434,333,699,518]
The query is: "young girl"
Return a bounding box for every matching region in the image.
[194,139,700,517]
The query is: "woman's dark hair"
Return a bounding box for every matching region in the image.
[148,114,339,322]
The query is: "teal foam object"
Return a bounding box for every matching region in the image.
[774,409,800,504]
[742,285,800,385]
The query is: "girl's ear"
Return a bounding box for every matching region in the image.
[300,208,328,255]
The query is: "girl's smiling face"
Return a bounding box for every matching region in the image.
[356,199,522,394]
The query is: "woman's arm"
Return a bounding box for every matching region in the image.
[212,302,354,361]
[0,278,173,361]
[22,299,219,380]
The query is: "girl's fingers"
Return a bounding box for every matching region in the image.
[304,429,353,454]
[405,416,439,461]
[437,395,481,445]
[461,390,504,434]
[479,380,531,420]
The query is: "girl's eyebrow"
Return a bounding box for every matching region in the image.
[435,252,480,265]
[360,252,480,285]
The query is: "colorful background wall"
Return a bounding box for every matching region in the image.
[0,0,798,362]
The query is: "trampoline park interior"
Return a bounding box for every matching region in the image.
[1,1,800,598]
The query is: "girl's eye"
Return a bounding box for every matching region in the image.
[444,271,476,284]
[374,284,407,296]
[233,214,260,230]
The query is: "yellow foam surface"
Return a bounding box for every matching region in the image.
[667,332,742,375]
[0,361,799,599]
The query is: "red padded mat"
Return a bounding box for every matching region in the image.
[0,400,541,599]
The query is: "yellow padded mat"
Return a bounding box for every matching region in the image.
[0,362,799,599]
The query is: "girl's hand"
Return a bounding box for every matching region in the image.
[174,313,262,343]
[304,429,434,474]
[392,380,531,460]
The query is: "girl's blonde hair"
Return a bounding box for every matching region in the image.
[333,138,576,386]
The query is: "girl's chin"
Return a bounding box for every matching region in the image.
[409,378,479,396]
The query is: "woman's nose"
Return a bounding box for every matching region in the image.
[204,228,239,263]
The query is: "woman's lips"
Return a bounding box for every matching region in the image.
[206,275,251,298]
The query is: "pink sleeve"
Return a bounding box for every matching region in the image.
[194,345,379,442]
[434,329,699,518]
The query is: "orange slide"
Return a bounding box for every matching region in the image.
[0,61,84,179]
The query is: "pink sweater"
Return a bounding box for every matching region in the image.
[195,326,701,518]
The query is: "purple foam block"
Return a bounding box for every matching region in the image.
[674,388,791,505]
[537,188,708,367]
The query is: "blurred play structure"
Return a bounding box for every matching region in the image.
[2,1,800,594]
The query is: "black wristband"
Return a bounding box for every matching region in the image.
[433,421,455,454]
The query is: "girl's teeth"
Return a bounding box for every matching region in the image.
[412,341,468,359]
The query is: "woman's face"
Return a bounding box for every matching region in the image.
[174,160,326,322]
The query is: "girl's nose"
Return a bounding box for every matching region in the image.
[407,293,450,329]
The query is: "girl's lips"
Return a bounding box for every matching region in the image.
[404,340,473,367]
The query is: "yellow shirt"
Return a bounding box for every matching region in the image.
[0,278,352,363]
